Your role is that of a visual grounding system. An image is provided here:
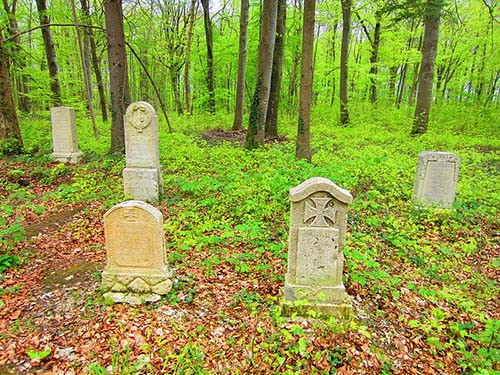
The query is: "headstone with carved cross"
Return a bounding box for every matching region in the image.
[122,101,163,202]
[283,177,353,317]
[101,200,175,304]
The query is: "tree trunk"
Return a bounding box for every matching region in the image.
[3,0,30,112]
[411,0,440,135]
[287,1,302,110]
[232,0,249,131]
[245,0,277,149]
[80,0,108,121]
[201,0,215,113]
[369,21,381,103]
[265,0,286,138]
[0,31,23,151]
[339,0,351,125]
[184,0,197,115]
[104,0,130,154]
[296,0,315,162]
[35,0,62,106]
[71,0,99,140]
[170,67,183,115]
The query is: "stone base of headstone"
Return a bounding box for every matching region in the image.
[101,269,175,305]
[123,167,161,202]
[282,282,352,318]
[51,150,84,164]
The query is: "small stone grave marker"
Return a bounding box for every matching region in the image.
[413,151,460,208]
[283,177,353,317]
[50,107,83,163]
[101,200,174,304]
[123,101,162,202]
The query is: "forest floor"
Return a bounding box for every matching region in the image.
[0,126,499,374]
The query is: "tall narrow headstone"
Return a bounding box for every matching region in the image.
[413,151,460,208]
[101,200,175,304]
[283,177,353,317]
[50,107,83,163]
[123,101,162,202]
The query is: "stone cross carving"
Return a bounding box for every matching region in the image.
[283,177,353,317]
[304,197,336,227]
[101,200,175,304]
[413,151,460,208]
[122,101,163,202]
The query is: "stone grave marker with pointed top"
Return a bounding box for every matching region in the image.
[101,200,175,304]
[283,177,353,317]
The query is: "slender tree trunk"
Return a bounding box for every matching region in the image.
[339,0,351,125]
[3,0,30,112]
[232,0,249,131]
[184,0,196,115]
[245,0,277,149]
[80,0,108,121]
[412,0,440,135]
[35,0,62,106]
[265,0,286,138]
[287,1,302,110]
[104,0,130,154]
[201,0,215,113]
[170,67,183,115]
[0,31,23,151]
[71,0,99,139]
[369,21,381,103]
[296,0,315,162]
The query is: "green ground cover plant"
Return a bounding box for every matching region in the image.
[0,102,498,374]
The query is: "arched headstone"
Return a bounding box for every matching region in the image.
[283,177,352,317]
[101,200,174,304]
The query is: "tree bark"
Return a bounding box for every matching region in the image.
[0,31,23,151]
[201,0,215,113]
[265,0,286,138]
[71,0,99,140]
[232,0,249,131]
[104,0,130,154]
[411,0,440,135]
[3,0,30,112]
[35,0,62,106]
[245,0,277,149]
[369,21,381,103]
[184,0,197,115]
[295,0,315,162]
[80,0,108,121]
[339,0,351,125]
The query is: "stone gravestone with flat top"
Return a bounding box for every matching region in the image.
[283,177,353,317]
[50,107,83,163]
[413,151,460,208]
[123,101,162,202]
[101,200,175,304]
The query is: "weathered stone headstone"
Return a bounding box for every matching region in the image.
[123,101,162,202]
[101,200,174,304]
[50,107,83,163]
[283,177,353,317]
[413,151,460,208]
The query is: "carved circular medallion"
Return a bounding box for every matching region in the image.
[128,102,153,132]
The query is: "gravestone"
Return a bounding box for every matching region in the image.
[50,107,83,163]
[413,151,460,208]
[123,101,162,202]
[283,177,353,317]
[101,200,175,304]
